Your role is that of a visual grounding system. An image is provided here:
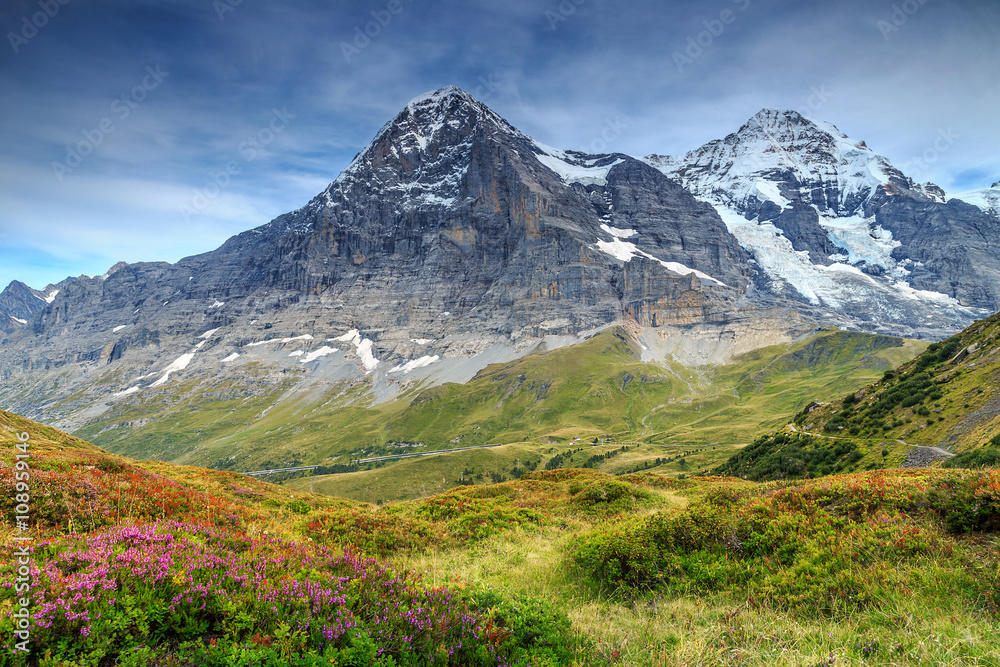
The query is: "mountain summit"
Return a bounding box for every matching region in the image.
[2,88,999,436]
[647,108,907,218]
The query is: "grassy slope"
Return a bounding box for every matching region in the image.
[78,327,922,476]
[285,440,735,504]
[3,412,999,666]
[716,311,1000,481]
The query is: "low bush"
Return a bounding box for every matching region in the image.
[572,471,1000,615]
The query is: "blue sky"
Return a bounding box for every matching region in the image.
[1,0,998,290]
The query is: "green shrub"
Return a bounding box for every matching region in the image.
[467,590,585,665]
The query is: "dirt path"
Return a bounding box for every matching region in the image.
[789,425,955,468]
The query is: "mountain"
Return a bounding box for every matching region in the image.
[0,280,58,332]
[1,88,998,461]
[644,109,999,328]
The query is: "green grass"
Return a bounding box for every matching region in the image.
[77,327,923,485]
[5,412,1000,666]
[283,441,734,503]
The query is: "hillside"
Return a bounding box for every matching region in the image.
[716,311,1000,480]
[74,326,922,478]
[5,89,1000,480]
[3,412,999,666]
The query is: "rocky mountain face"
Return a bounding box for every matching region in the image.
[0,280,65,333]
[0,88,997,442]
[643,109,999,334]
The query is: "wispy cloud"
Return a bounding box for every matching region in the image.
[1,0,997,289]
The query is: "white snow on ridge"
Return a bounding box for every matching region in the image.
[643,109,899,218]
[388,355,440,374]
[199,328,220,339]
[43,289,59,303]
[112,325,127,333]
[288,350,304,357]
[112,386,140,398]
[149,352,196,388]
[210,301,225,309]
[222,352,240,362]
[594,232,727,287]
[950,187,1000,216]
[12,317,26,324]
[299,346,337,363]
[711,204,960,309]
[411,338,433,345]
[533,141,624,186]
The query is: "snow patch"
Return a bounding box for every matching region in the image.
[333,330,379,373]
[600,223,637,239]
[246,334,314,347]
[112,325,127,333]
[411,338,433,345]
[209,301,225,309]
[299,346,338,363]
[112,386,140,398]
[288,350,304,357]
[388,355,440,374]
[12,317,26,324]
[199,328,220,339]
[533,141,624,186]
[356,339,379,372]
[333,329,361,344]
[222,352,240,362]
[755,180,789,207]
[43,289,59,303]
[149,352,196,388]
[594,234,727,287]
[595,238,641,262]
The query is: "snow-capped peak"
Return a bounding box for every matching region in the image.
[644,108,903,217]
[324,86,529,211]
[949,184,1000,217]
[405,85,479,110]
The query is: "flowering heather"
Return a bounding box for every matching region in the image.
[0,521,516,665]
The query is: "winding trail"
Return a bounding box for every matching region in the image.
[789,425,955,468]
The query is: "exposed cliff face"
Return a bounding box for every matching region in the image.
[0,90,996,438]
[0,87,756,429]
